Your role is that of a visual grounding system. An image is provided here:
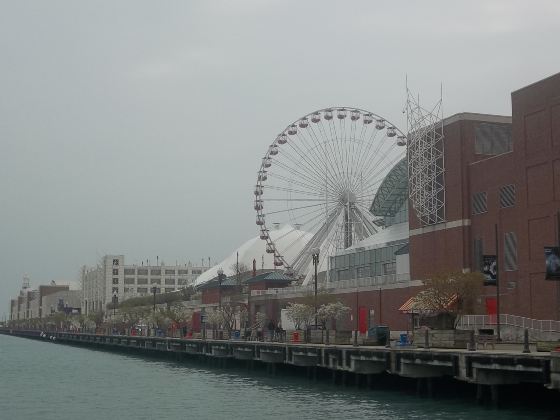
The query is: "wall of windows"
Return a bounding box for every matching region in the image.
[329,241,408,281]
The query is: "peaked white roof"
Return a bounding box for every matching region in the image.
[194,225,313,286]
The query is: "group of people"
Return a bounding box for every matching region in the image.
[267,320,285,342]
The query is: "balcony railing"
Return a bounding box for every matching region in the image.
[250,273,412,297]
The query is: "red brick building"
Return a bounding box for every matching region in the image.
[410,71,560,322]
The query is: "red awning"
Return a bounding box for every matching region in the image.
[398,294,458,314]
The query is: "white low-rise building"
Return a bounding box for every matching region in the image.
[81,255,208,315]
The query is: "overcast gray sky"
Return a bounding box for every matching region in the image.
[1,0,559,317]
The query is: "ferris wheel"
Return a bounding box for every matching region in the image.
[254,107,407,283]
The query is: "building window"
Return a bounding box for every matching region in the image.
[150,269,161,275]
[382,262,396,275]
[475,123,512,155]
[178,269,188,275]
[472,192,488,215]
[473,238,483,272]
[165,269,176,275]
[504,232,518,271]
[124,268,135,275]
[137,278,148,285]
[112,268,119,275]
[500,184,516,208]
[124,278,135,285]
[137,287,148,294]
[112,278,119,285]
[165,288,175,293]
[113,259,119,266]
[192,269,202,275]
[165,278,175,285]
[137,269,148,275]
[151,279,161,285]
[112,287,118,294]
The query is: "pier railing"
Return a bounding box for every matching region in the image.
[458,314,560,333]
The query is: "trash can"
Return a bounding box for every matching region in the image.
[292,331,300,343]
[233,330,241,340]
[399,333,408,346]
[367,326,389,345]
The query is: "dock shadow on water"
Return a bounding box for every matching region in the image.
[0,334,558,420]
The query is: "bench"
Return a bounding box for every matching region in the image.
[476,334,497,350]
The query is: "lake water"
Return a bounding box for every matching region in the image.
[0,334,557,420]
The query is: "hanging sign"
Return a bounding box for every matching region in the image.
[545,246,560,280]
[482,255,497,286]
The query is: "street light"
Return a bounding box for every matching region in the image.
[151,285,158,337]
[112,291,118,318]
[151,285,158,313]
[310,247,320,329]
[217,268,224,309]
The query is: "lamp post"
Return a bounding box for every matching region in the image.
[112,291,118,318]
[151,285,158,337]
[217,268,224,309]
[151,285,158,313]
[310,247,320,328]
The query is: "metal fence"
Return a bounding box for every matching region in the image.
[458,314,560,333]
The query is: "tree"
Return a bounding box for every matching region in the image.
[413,271,484,329]
[316,302,351,330]
[230,262,249,274]
[285,303,314,330]
[87,310,105,329]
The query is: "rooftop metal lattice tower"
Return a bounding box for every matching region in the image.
[406,87,446,226]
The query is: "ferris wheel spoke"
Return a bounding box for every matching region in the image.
[290,130,333,181]
[352,129,383,190]
[328,118,351,192]
[355,146,402,193]
[276,145,342,197]
[263,185,327,198]
[268,172,326,196]
[265,202,328,216]
[277,141,325,183]
[316,121,347,190]
[271,155,337,197]
[297,124,339,181]
[319,119,346,190]
[347,121,372,191]
[307,122,343,183]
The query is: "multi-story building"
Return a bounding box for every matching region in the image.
[9,276,80,321]
[81,255,208,315]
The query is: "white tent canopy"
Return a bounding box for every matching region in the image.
[194,225,313,286]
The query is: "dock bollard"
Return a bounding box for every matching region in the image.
[424,329,430,349]
[468,330,476,351]
[522,328,531,353]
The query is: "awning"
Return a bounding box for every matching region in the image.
[398,293,458,314]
